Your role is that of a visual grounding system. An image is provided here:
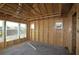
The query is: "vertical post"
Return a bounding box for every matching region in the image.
[18,23,20,42]
[34,21,36,42]
[26,24,27,40]
[27,22,29,40]
[4,21,6,48]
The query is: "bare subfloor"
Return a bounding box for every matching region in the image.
[0,42,69,55]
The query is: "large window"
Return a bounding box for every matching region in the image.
[0,20,4,42]
[0,20,27,42]
[20,24,27,38]
[6,21,19,41]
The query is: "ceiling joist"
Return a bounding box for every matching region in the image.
[0,3,5,8]
[0,3,73,22]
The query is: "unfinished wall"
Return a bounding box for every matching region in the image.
[63,16,72,53]
[29,4,79,55]
[63,4,79,54]
[63,9,75,53]
[76,4,79,55]
[29,17,64,47]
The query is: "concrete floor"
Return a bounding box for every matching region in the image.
[0,42,69,55]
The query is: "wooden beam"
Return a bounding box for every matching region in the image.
[0,9,20,18]
[5,4,17,11]
[22,5,35,17]
[0,3,5,8]
[0,4,29,22]
[29,4,42,15]
[44,4,48,14]
[5,4,27,19]
[0,9,27,23]
[24,4,41,15]
[37,4,43,15]
[28,13,60,21]
[58,4,62,14]
[37,4,47,15]
[0,4,28,20]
